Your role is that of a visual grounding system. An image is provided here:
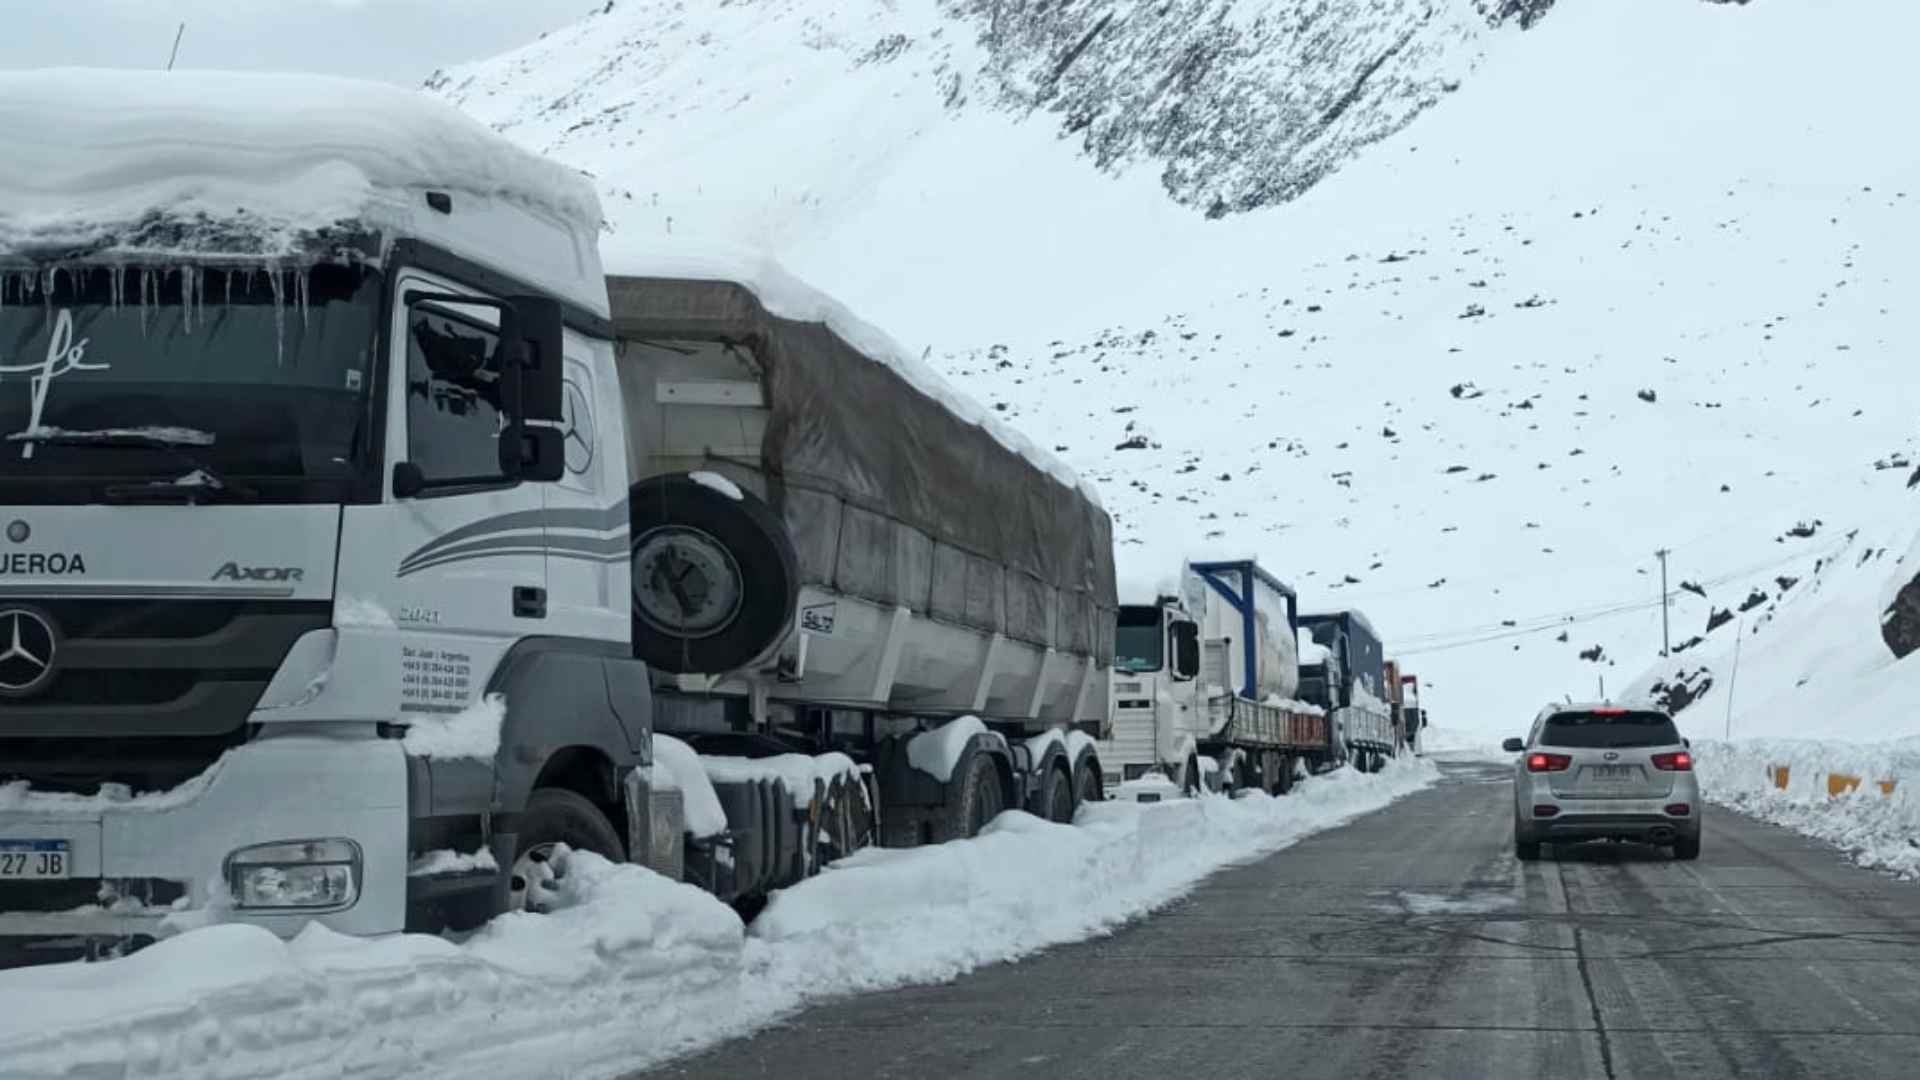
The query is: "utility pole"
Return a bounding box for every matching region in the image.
[1656,548,1672,657]
[1724,614,1744,739]
[166,23,186,71]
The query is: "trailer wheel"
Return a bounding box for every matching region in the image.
[943,746,1008,840]
[504,788,626,915]
[629,473,799,675]
[1037,763,1075,824]
[1273,754,1296,796]
[1072,751,1105,806]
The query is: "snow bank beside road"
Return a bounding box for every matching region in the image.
[751,755,1437,996]
[1695,738,1920,880]
[0,759,1436,1080]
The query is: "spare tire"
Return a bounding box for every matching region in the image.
[630,473,799,674]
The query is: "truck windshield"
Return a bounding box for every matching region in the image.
[1114,605,1164,672]
[0,263,380,503]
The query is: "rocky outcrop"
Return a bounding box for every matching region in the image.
[1883,572,1920,659]
[945,0,1513,216]
[1648,666,1714,715]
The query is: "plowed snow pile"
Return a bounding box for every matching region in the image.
[0,760,1435,1080]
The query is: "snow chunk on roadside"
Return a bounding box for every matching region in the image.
[401,694,505,760]
[0,856,745,1080]
[654,734,728,838]
[687,470,744,501]
[906,716,1003,783]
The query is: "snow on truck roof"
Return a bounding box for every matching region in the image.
[0,68,602,262]
[601,236,1097,502]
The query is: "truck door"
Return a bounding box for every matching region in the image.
[334,267,548,717]
[540,341,629,643]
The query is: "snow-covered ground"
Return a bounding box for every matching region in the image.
[0,761,1435,1080]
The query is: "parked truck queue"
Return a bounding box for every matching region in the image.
[0,70,1425,967]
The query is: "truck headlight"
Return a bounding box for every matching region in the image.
[226,839,361,909]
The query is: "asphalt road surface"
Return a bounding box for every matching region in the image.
[645,760,1920,1079]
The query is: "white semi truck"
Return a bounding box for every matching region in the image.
[1100,561,1400,797]
[0,70,1113,964]
[1100,560,1331,795]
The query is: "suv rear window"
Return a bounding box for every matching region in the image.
[1540,710,1680,749]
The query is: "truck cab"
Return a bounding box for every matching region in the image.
[1103,600,1201,786]
[0,71,628,961]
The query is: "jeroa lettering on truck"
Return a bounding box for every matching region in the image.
[0,552,85,575]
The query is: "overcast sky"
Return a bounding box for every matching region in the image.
[0,0,584,86]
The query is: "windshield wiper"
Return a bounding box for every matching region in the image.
[11,431,259,503]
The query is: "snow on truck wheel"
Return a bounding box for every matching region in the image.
[504,788,626,915]
[630,472,800,675]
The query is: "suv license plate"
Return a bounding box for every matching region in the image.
[1589,766,1634,781]
[0,840,71,880]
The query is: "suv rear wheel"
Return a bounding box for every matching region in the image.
[1672,833,1701,861]
[1515,823,1541,862]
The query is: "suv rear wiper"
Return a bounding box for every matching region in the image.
[10,430,259,503]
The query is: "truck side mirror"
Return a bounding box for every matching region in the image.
[399,289,566,491]
[497,294,566,483]
[1170,622,1200,681]
[1502,737,1524,753]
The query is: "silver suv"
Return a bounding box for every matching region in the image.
[1503,703,1701,861]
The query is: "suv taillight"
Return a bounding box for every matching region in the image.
[1527,753,1572,772]
[1651,751,1693,772]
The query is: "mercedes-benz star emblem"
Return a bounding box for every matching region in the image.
[5,520,27,544]
[561,380,596,475]
[0,608,58,698]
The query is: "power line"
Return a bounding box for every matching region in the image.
[1385,537,1850,656]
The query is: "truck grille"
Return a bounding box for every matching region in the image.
[0,599,329,778]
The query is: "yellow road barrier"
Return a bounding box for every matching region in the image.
[1765,765,1897,798]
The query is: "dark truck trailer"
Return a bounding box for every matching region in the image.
[1298,610,1396,771]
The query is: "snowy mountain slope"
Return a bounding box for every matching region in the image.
[1626,520,1920,744]
[430,0,1518,221]
[432,0,1920,733]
